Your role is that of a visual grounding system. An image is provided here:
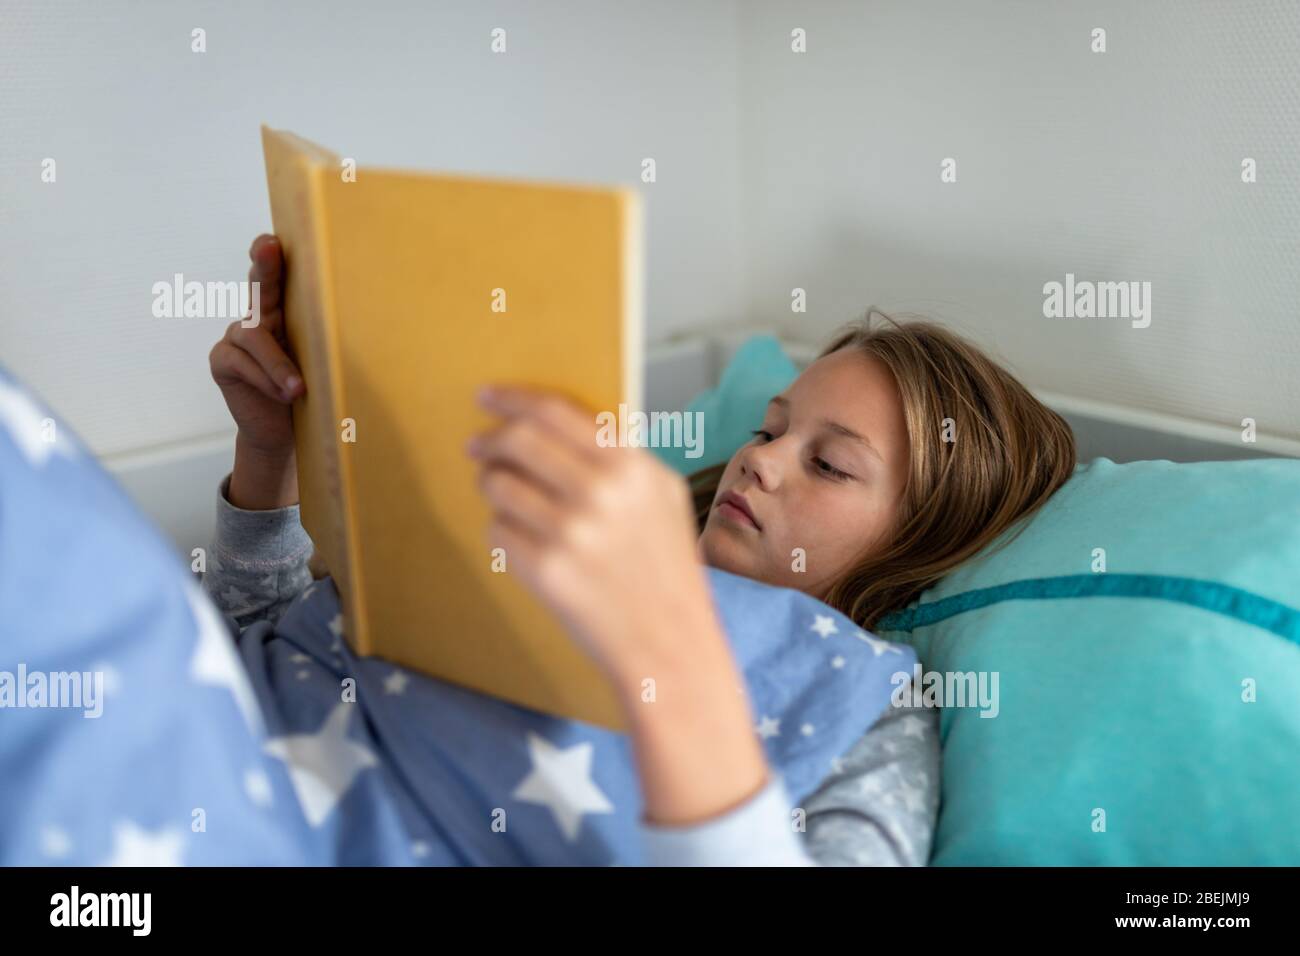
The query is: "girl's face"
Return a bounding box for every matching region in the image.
[698,348,911,600]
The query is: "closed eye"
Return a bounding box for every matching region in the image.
[750,429,854,482]
[813,457,852,481]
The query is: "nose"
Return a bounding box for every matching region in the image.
[737,437,782,491]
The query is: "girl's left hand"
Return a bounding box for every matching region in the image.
[466,385,721,686]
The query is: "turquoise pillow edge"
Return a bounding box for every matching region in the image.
[878,456,1300,641]
[651,335,800,476]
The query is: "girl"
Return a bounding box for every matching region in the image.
[205,234,1076,865]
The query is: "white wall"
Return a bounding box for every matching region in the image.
[736,0,1300,443]
[3,1,1297,554]
[0,0,745,462]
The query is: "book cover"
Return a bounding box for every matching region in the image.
[262,127,643,730]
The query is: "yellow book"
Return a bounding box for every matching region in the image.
[261,127,643,731]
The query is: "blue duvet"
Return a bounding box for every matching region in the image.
[0,368,912,865]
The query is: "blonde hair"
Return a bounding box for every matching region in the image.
[690,309,1077,629]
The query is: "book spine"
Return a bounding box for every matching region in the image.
[621,189,645,417]
[293,163,370,656]
[312,167,374,658]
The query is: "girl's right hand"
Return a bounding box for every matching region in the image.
[208,234,304,509]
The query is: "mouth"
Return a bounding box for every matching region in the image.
[715,489,762,531]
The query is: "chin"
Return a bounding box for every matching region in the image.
[698,522,756,577]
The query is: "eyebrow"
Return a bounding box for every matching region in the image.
[767,396,884,462]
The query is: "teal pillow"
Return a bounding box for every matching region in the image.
[876,457,1300,865]
[651,335,799,475]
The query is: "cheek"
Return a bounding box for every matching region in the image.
[792,492,893,573]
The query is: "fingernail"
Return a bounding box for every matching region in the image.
[285,375,301,394]
[465,435,482,456]
[477,386,496,405]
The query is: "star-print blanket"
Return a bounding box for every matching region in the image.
[0,368,915,865]
[237,569,914,864]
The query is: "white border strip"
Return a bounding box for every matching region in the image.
[724,331,1300,460]
[101,429,236,475]
[1033,388,1300,459]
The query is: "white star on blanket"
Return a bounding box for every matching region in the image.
[0,378,76,467]
[102,821,185,866]
[186,581,263,736]
[854,630,903,657]
[511,733,614,843]
[41,826,72,859]
[810,615,838,638]
[384,670,409,695]
[264,703,378,827]
[244,768,274,808]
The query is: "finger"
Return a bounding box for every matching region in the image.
[485,514,546,587]
[248,234,282,284]
[245,261,283,338]
[478,464,565,540]
[247,235,284,333]
[477,386,606,461]
[225,321,302,399]
[209,340,289,405]
[467,418,588,501]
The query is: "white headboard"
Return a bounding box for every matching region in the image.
[645,332,1299,465]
